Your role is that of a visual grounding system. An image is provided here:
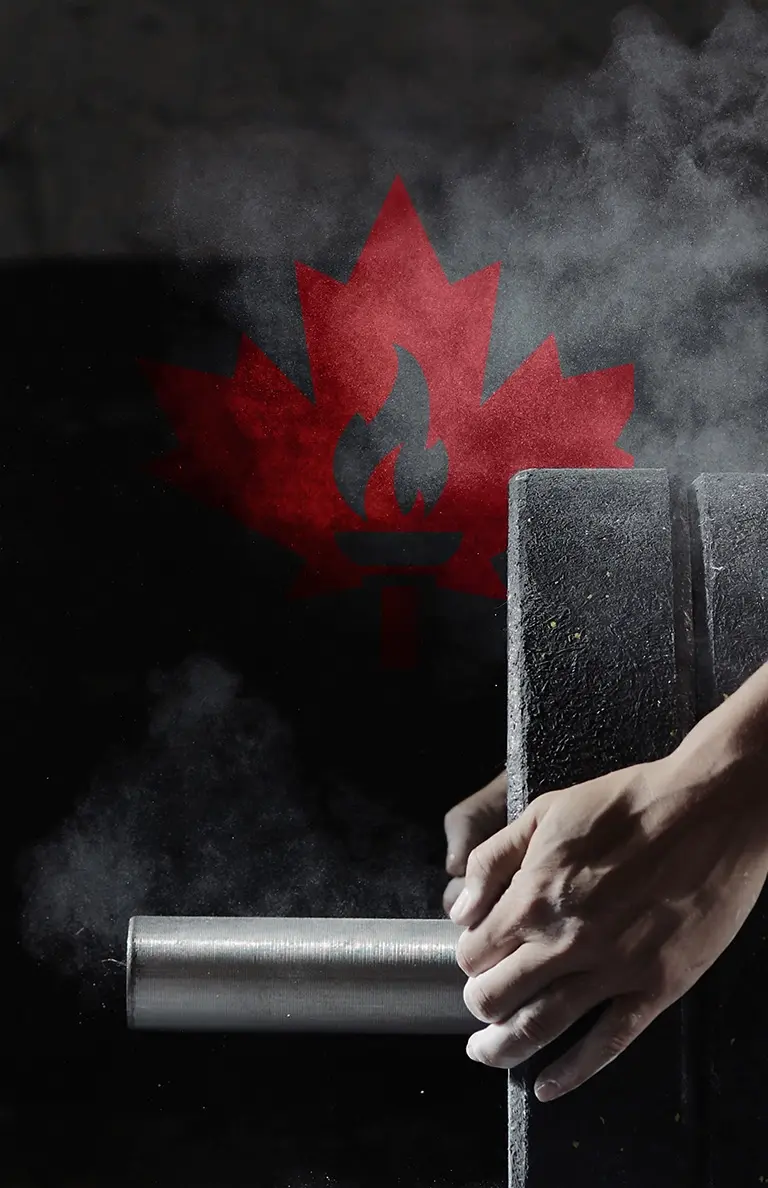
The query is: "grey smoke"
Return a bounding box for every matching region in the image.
[23,0,768,983]
[145,3,768,479]
[18,655,441,976]
[473,2,768,475]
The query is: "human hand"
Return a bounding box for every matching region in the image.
[443,770,507,916]
[451,718,768,1102]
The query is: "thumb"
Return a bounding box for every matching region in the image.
[449,799,541,927]
[444,770,508,877]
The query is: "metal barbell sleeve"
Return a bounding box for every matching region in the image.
[127,915,476,1034]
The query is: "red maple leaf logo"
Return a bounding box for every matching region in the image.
[141,178,633,665]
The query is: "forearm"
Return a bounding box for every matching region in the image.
[693,661,768,757]
[667,660,768,817]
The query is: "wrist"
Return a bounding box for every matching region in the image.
[697,663,768,764]
[678,710,768,780]
[667,668,768,823]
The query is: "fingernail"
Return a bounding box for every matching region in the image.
[534,1080,560,1102]
[466,1037,479,1061]
[449,886,476,924]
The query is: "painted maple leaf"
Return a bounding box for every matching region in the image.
[141,178,633,610]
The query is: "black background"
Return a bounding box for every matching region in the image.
[3,2,764,1185]
[4,262,507,1187]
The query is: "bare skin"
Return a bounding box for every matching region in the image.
[444,661,768,1102]
[443,770,508,915]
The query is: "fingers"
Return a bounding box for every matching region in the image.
[443,876,466,916]
[533,993,660,1101]
[450,804,540,927]
[444,770,508,878]
[466,974,606,1071]
[462,941,574,1023]
[455,873,540,975]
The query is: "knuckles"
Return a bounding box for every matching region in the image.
[463,977,505,1024]
[467,1042,500,1068]
[466,1000,560,1063]
[455,920,513,975]
[602,1030,631,1060]
[455,937,482,976]
[455,901,590,978]
[507,1003,553,1049]
[517,892,556,930]
[443,806,462,833]
[463,845,492,884]
[443,877,464,916]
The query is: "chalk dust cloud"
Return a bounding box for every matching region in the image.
[147,3,768,477]
[20,3,768,972]
[19,656,441,975]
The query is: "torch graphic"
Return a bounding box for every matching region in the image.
[334,345,461,667]
[141,178,634,669]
